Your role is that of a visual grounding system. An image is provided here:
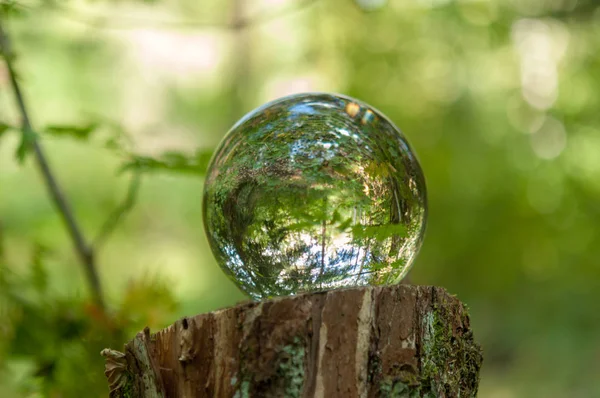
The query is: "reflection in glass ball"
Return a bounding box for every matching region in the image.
[203,93,427,299]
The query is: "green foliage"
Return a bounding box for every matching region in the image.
[0,0,25,18]
[120,149,213,176]
[15,128,37,163]
[44,123,99,141]
[0,250,178,397]
[0,121,13,136]
[351,223,406,241]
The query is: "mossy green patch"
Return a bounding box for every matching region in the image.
[373,296,482,398]
[418,299,482,397]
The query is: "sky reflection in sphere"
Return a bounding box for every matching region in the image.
[203,93,427,299]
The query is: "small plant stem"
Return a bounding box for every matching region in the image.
[0,20,104,308]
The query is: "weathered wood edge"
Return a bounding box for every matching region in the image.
[101,285,483,397]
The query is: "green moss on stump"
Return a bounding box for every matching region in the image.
[376,292,482,398]
[419,297,482,397]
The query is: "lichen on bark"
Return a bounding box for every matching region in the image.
[277,337,306,397]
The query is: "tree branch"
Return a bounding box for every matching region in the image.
[0,19,104,308]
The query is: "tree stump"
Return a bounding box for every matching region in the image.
[101,285,482,397]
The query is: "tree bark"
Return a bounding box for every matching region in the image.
[101,285,482,397]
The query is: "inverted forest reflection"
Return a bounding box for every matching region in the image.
[2,0,600,395]
[203,93,427,299]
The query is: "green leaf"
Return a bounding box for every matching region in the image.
[104,137,118,150]
[120,149,214,176]
[336,217,353,231]
[44,123,98,141]
[351,223,407,241]
[15,128,37,163]
[0,1,26,19]
[0,122,13,148]
[0,122,12,135]
[194,148,214,172]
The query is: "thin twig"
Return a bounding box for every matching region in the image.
[0,19,104,308]
[94,172,142,249]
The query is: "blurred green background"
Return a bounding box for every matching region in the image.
[1,0,600,396]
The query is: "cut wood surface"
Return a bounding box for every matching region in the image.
[102,284,483,397]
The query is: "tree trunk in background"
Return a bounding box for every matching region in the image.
[101,285,482,397]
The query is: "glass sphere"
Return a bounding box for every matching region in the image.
[203,93,427,299]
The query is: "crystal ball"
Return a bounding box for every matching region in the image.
[203,93,427,299]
